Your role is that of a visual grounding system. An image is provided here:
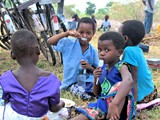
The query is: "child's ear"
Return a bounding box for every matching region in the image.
[118,49,123,57]
[123,35,129,42]
[10,51,16,60]
[36,46,40,55]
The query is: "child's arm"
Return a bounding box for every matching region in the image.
[92,67,102,96]
[107,64,133,119]
[47,31,81,45]
[130,65,138,102]
[80,60,95,73]
[49,100,65,112]
[148,0,153,10]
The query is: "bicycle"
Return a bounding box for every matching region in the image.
[0,0,67,65]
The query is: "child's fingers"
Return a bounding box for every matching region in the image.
[93,70,102,78]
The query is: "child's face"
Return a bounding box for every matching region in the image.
[77,23,94,44]
[98,40,120,64]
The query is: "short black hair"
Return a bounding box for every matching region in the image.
[77,17,95,33]
[122,20,145,45]
[99,31,125,50]
[105,15,109,20]
[11,29,38,58]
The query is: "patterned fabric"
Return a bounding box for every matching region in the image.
[75,82,135,120]
[74,61,135,120]
[69,83,94,100]
[137,85,158,104]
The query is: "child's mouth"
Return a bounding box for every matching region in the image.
[81,37,87,41]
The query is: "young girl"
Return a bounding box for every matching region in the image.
[0,29,65,119]
[118,20,158,104]
[48,17,99,100]
[71,31,135,120]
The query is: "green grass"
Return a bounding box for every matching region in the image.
[0,31,160,119]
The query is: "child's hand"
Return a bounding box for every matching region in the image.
[80,60,90,69]
[93,67,103,80]
[106,102,120,120]
[68,30,81,38]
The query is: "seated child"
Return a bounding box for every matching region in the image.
[48,17,99,100]
[118,20,158,104]
[98,15,111,32]
[71,31,135,120]
[0,29,66,119]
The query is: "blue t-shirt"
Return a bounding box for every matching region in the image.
[53,37,99,90]
[122,46,154,101]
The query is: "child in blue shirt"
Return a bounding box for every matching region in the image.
[118,20,158,104]
[48,17,99,100]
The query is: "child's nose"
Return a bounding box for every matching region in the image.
[99,51,105,56]
[82,33,87,38]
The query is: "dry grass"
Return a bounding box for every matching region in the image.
[0,31,160,119]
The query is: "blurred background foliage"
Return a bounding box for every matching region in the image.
[63,0,160,22]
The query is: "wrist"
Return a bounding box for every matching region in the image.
[65,31,69,37]
[111,99,120,106]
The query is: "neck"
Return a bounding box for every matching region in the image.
[18,57,36,67]
[107,58,120,71]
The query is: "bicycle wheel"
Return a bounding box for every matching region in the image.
[44,4,67,64]
[16,6,57,66]
[0,22,11,50]
[40,31,56,65]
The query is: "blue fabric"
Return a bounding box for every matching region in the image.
[53,37,99,90]
[144,10,153,34]
[88,61,123,113]
[122,46,154,101]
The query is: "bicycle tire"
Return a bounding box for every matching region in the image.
[0,22,11,50]
[40,31,56,65]
[45,4,67,64]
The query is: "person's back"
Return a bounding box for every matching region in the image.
[0,29,64,119]
[123,46,154,101]
[118,20,157,103]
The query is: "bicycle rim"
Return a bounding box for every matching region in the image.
[40,31,56,65]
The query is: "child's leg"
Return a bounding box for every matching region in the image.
[70,114,89,120]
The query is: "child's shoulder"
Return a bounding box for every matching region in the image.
[0,70,12,78]
[38,69,52,77]
[38,69,59,80]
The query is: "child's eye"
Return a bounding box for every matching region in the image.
[79,31,84,34]
[87,32,91,35]
[98,49,101,52]
[105,49,109,52]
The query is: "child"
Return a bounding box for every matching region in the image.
[48,17,99,100]
[0,29,65,119]
[98,15,111,32]
[71,31,135,120]
[118,20,158,104]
